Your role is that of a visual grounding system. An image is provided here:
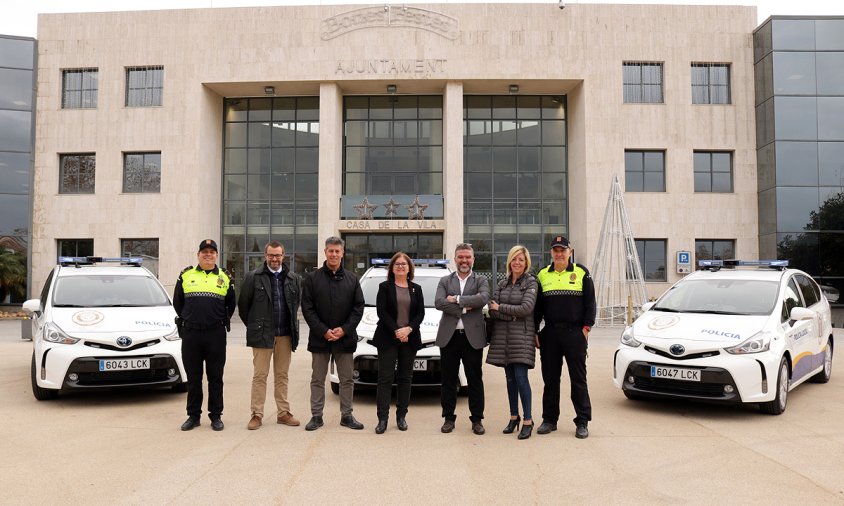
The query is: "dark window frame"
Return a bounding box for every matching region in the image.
[122,152,162,193]
[635,239,667,282]
[694,151,734,193]
[624,150,666,192]
[691,63,731,104]
[58,153,96,194]
[623,62,664,104]
[61,68,98,109]
[125,66,164,107]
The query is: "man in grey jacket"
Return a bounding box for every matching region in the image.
[238,241,301,430]
[435,243,490,435]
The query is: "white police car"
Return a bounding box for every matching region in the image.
[613,260,834,415]
[328,259,468,393]
[22,257,187,400]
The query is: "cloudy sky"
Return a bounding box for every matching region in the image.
[0,0,841,38]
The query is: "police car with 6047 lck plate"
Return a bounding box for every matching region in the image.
[613,260,834,415]
[22,257,187,400]
[328,259,468,393]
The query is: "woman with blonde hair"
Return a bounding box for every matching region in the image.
[486,245,538,439]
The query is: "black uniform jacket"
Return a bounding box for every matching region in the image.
[371,280,425,351]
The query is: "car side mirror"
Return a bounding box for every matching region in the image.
[789,306,814,323]
[22,299,41,317]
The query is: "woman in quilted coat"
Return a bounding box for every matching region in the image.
[486,245,538,440]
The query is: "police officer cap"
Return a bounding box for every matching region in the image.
[198,239,218,252]
[550,235,570,249]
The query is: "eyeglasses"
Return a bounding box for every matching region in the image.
[266,254,284,259]
[394,263,408,268]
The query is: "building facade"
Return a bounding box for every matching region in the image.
[30,3,760,298]
[755,16,844,305]
[0,35,35,304]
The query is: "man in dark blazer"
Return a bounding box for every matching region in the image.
[435,243,490,435]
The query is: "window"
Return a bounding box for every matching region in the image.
[61,68,98,109]
[123,152,161,193]
[624,150,665,192]
[635,239,667,281]
[58,239,93,259]
[126,66,163,107]
[463,95,567,280]
[121,238,160,277]
[694,151,733,192]
[691,63,731,104]
[695,239,735,268]
[781,277,804,322]
[59,154,95,194]
[795,274,820,307]
[623,62,663,103]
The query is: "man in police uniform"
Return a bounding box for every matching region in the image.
[533,236,595,439]
[174,239,237,431]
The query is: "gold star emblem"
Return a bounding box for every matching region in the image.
[383,198,401,218]
[353,197,378,220]
[405,195,429,220]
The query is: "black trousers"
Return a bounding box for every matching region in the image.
[440,330,484,422]
[539,325,592,426]
[181,326,227,419]
[376,344,417,421]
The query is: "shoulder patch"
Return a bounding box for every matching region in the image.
[180,265,193,274]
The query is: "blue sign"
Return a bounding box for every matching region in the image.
[678,252,690,264]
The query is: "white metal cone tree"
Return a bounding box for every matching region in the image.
[592,175,648,327]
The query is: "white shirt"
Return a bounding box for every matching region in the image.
[455,272,470,330]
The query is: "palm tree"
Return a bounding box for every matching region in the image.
[0,249,27,303]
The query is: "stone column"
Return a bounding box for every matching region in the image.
[442,81,464,260]
[318,82,343,255]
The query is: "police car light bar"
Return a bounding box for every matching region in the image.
[698,259,788,270]
[59,256,144,266]
[370,258,449,267]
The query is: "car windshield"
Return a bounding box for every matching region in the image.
[52,275,171,307]
[360,272,443,308]
[652,278,779,316]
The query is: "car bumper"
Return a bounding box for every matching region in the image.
[613,346,780,404]
[329,341,467,388]
[35,340,187,391]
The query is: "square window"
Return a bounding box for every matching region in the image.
[59,154,95,194]
[62,68,98,109]
[123,152,161,193]
[125,66,163,107]
[623,62,663,104]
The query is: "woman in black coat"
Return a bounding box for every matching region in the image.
[372,252,425,434]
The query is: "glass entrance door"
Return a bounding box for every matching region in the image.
[343,233,443,276]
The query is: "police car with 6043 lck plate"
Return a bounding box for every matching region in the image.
[328,259,468,393]
[22,257,187,400]
[613,260,834,415]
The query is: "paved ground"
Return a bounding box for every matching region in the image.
[1,318,842,505]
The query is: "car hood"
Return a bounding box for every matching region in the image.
[51,306,177,335]
[632,310,769,347]
[357,307,442,343]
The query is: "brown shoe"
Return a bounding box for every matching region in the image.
[247,415,262,430]
[277,413,300,426]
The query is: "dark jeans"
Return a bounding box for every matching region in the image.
[440,330,484,422]
[376,344,417,420]
[539,325,591,426]
[505,363,532,421]
[181,326,227,419]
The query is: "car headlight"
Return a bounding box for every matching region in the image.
[163,327,181,341]
[725,331,771,355]
[620,326,641,348]
[43,322,79,345]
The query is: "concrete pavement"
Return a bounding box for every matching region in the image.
[0,319,842,505]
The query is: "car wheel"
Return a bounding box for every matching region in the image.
[760,357,789,415]
[330,381,340,395]
[31,352,59,401]
[810,340,833,384]
[172,382,188,393]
